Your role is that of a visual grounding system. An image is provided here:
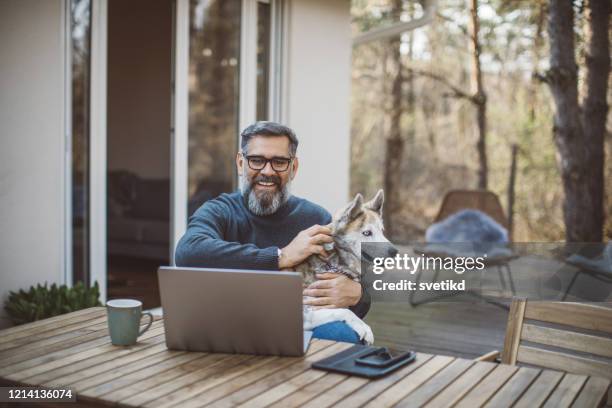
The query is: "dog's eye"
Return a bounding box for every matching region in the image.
[362,230,372,237]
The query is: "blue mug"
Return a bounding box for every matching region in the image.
[106,299,153,346]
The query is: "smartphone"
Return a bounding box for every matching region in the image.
[355,348,415,368]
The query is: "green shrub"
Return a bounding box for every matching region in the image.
[4,281,102,325]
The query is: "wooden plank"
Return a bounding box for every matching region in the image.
[514,369,565,408]
[501,297,526,365]
[267,373,347,408]
[522,324,612,359]
[425,361,497,408]
[330,353,434,408]
[299,375,370,408]
[542,373,588,408]
[237,361,336,407]
[73,351,204,398]
[0,318,108,360]
[518,345,612,380]
[395,358,474,407]
[0,316,108,353]
[454,363,518,408]
[173,340,337,408]
[362,355,455,408]
[0,307,104,341]
[8,324,165,381]
[0,322,111,368]
[17,329,167,384]
[524,302,612,334]
[204,341,353,408]
[94,353,235,403]
[147,354,281,408]
[0,319,163,376]
[117,354,254,406]
[571,376,610,408]
[483,367,540,407]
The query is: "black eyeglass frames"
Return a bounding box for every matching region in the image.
[242,154,294,172]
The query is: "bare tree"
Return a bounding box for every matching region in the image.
[544,0,610,242]
[405,0,490,190]
[383,0,405,237]
[468,0,488,189]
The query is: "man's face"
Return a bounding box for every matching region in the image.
[236,135,299,215]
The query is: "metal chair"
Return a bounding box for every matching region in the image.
[409,190,517,308]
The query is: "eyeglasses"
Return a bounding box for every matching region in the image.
[242,154,293,172]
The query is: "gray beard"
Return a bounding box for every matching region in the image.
[239,174,292,216]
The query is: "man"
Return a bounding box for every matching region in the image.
[175,121,370,343]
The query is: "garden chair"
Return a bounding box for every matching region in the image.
[563,242,612,301]
[478,297,612,406]
[409,190,517,308]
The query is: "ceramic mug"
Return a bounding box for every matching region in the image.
[106,299,153,346]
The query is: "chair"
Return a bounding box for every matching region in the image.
[563,243,612,301]
[479,298,612,405]
[434,189,509,231]
[409,190,517,307]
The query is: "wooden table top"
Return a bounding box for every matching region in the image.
[0,307,609,407]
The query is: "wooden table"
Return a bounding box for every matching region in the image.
[0,307,609,407]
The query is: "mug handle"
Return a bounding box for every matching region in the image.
[138,312,154,337]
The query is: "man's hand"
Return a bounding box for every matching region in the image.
[303,273,362,309]
[279,225,333,269]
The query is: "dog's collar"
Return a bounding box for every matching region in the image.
[322,261,358,281]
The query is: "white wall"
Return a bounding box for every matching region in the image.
[0,0,67,328]
[283,0,352,214]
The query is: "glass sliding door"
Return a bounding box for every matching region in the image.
[256,1,271,120]
[71,0,92,286]
[187,0,242,216]
[105,0,173,309]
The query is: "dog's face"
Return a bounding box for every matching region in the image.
[331,190,398,269]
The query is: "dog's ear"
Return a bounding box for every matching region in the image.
[365,189,384,216]
[338,193,364,226]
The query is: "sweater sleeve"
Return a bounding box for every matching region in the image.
[349,284,371,318]
[174,201,279,270]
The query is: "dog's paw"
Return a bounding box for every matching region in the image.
[346,318,374,345]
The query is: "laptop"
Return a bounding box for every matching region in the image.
[158,266,313,356]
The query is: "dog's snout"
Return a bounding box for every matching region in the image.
[387,246,399,257]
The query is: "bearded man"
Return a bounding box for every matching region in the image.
[175,121,371,343]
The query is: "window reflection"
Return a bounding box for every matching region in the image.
[256,1,271,120]
[188,0,242,216]
[71,0,91,286]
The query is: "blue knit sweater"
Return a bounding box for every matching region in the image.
[174,191,370,317]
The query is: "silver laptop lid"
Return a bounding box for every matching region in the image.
[158,266,305,356]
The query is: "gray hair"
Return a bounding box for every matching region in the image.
[240,121,298,156]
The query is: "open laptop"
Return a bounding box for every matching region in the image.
[158,266,312,356]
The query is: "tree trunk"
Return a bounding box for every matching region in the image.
[580,0,609,241]
[507,144,518,241]
[468,0,488,190]
[546,0,609,242]
[383,0,404,238]
[529,0,546,120]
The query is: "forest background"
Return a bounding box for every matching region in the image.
[350,0,611,243]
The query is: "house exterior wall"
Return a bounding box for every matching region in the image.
[284,0,352,214]
[0,0,67,328]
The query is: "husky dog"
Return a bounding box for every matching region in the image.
[294,189,397,344]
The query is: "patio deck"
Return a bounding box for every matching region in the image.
[365,253,612,359]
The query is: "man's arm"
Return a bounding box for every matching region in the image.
[349,284,371,318]
[175,201,278,270]
[303,273,372,319]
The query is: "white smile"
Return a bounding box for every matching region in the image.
[256,182,277,187]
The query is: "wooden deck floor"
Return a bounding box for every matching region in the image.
[365,301,508,359]
[364,251,612,359]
